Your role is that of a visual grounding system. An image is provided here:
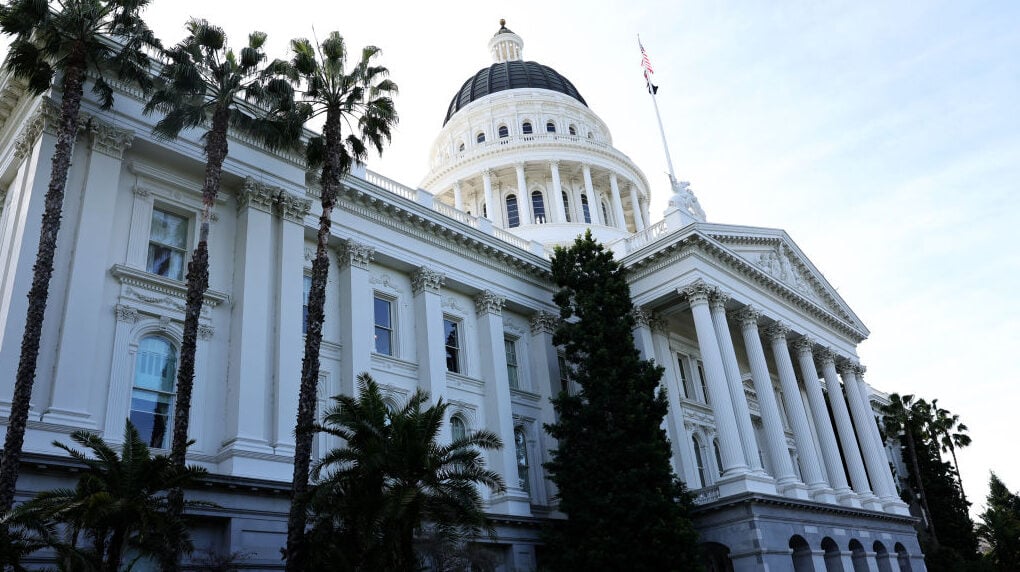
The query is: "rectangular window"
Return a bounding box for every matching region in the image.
[147,209,188,280]
[374,296,393,355]
[697,360,710,404]
[505,337,520,390]
[557,354,572,395]
[444,318,460,373]
[676,355,690,399]
[302,274,312,334]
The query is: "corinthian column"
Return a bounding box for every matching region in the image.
[581,164,601,225]
[629,184,646,230]
[549,161,566,223]
[680,282,748,477]
[515,162,532,224]
[793,337,852,504]
[735,307,800,491]
[609,173,627,231]
[818,348,878,508]
[709,293,763,473]
[765,322,830,500]
[481,169,494,221]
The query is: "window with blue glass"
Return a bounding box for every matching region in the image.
[130,336,177,448]
[506,194,520,227]
[374,296,393,355]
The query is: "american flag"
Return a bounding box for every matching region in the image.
[639,40,658,94]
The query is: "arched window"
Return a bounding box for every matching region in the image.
[522,121,533,135]
[561,191,572,222]
[531,191,546,223]
[580,194,592,223]
[506,194,520,228]
[568,124,577,136]
[458,142,465,152]
[131,335,177,448]
[515,427,530,493]
[587,131,594,139]
[601,200,610,226]
[476,132,485,143]
[498,125,509,138]
[692,436,706,488]
[789,536,813,572]
[546,121,556,133]
[451,415,466,442]
[713,439,724,477]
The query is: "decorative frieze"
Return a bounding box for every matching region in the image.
[336,240,375,270]
[529,310,558,335]
[411,266,445,295]
[474,290,505,316]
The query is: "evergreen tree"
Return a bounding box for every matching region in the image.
[978,473,1020,571]
[543,231,700,571]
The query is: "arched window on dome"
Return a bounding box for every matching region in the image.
[450,415,467,442]
[131,335,178,449]
[458,142,465,152]
[568,124,577,136]
[580,193,592,224]
[601,200,610,226]
[476,132,485,144]
[692,435,706,488]
[506,194,520,228]
[546,121,556,133]
[587,131,594,139]
[531,191,546,224]
[561,191,572,222]
[522,121,533,135]
[498,125,509,138]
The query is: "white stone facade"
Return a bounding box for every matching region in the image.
[0,24,926,572]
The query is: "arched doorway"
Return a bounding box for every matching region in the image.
[894,542,913,572]
[848,539,869,572]
[822,537,845,572]
[789,535,813,572]
[701,542,734,572]
[873,541,894,572]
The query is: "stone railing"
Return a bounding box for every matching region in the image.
[365,169,416,202]
[612,219,670,255]
[691,485,721,505]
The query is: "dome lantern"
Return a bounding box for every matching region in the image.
[488,18,524,63]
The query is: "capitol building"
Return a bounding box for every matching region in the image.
[0,21,926,571]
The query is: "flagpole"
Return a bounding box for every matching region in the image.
[639,35,677,184]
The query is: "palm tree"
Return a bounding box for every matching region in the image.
[978,473,1020,571]
[928,399,972,499]
[143,22,303,567]
[0,0,159,514]
[3,421,208,570]
[282,32,398,570]
[883,393,938,545]
[305,373,505,571]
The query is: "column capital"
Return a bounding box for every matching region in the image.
[816,346,838,366]
[411,266,446,295]
[549,159,560,168]
[732,305,762,329]
[581,162,592,173]
[792,336,817,356]
[474,290,505,316]
[678,280,714,305]
[336,240,375,270]
[709,290,731,311]
[762,320,790,342]
[89,122,135,158]
[279,192,312,223]
[632,307,665,332]
[514,161,525,170]
[238,177,281,213]
[529,310,558,335]
[482,169,493,179]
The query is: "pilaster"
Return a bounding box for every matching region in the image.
[412,266,448,414]
[528,310,561,504]
[474,290,530,515]
[337,240,376,398]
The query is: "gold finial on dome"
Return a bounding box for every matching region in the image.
[500,18,506,26]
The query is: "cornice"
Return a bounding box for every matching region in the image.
[689,490,920,526]
[622,230,868,343]
[110,264,230,307]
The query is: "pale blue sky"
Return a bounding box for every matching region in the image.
[9,0,1020,517]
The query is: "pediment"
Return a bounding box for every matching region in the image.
[696,224,869,336]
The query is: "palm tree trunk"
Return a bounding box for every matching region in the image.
[947,441,967,504]
[0,60,87,513]
[286,112,343,572]
[906,427,938,546]
[162,107,230,572]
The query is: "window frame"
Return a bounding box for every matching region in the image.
[514,425,530,493]
[146,207,189,281]
[451,415,467,442]
[373,294,395,356]
[505,194,520,228]
[505,336,521,390]
[476,132,486,143]
[498,124,509,138]
[130,335,178,449]
[531,190,546,223]
[545,121,556,133]
[580,193,592,224]
[561,190,572,223]
[443,316,462,373]
[522,121,533,135]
